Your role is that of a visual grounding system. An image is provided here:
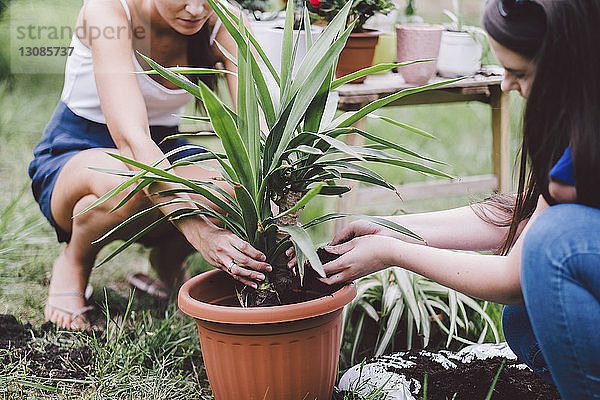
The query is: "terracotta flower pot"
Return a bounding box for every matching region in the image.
[336,30,382,84]
[178,270,357,400]
[395,24,443,85]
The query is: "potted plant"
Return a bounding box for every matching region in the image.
[394,0,445,86]
[85,0,459,397]
[247,0,324,77]
[395,16,444,85]
[307,0,396,83]
[340,268,501,368]
[233,0,271,20]
[436,0,487,78]
[396,0,423,24]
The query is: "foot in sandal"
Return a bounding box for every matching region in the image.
[45,251,94,330]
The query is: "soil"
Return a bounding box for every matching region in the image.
[0,314,94,380]
[383,350,561,400]
[246,246,343,307]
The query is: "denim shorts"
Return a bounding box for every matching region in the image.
[28,102,203,243]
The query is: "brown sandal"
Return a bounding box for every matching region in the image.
[126,273,169,300]
[46,285,94,328]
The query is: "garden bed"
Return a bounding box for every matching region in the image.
[339,343,561,399]
[0,314,93,381]
[2,314,561,399]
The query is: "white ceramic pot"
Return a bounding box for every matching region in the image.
[252,25,324,76]
[436,30,482,78]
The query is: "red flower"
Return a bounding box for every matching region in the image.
[309,0,321,8]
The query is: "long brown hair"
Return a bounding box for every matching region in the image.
[477,0,600,254]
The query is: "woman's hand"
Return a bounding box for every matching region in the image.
[180,218,272,288]
[330,220,388,245]
[549,180,577,203]
[318,235,399,285]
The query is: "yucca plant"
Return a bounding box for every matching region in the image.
[84,0,460,307]
[341,267,501,367]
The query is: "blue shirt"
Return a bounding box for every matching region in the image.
[550,146,576,186]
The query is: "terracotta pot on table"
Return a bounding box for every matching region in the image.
[336,29,382,84]
[178,269,357,400]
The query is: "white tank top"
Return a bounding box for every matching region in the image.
[60,0,221,126]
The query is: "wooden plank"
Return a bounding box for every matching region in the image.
[337,89,491,110]
[353,174,498,204]
[335,68,503,98]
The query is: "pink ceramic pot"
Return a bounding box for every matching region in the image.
[395,24,443,85]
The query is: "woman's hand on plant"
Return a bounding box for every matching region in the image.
[319,235,398,285]
[185,220,272,288]
[330,220,387,245]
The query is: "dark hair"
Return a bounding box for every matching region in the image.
[477,0,600,254]
[187,22,220,90]
[483,0,546,59]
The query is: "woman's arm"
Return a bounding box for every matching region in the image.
[322,196,550,305]
[82,0,269,286]
[331,200,525,252]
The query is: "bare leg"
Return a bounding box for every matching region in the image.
[148,233,194,291]
[46,149,229,329]
[47,149,166,329]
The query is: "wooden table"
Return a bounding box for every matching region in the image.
[335,66,510,208]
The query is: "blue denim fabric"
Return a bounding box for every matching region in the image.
[508,204,600,399]
[29,102,204,243]
[502,305,554,384]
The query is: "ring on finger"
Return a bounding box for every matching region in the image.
[227,259,238,273]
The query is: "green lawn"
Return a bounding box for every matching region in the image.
[0,0,525,398]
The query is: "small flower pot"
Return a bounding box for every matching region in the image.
[178,269,357,400]
[336,30,382,84]
[436,31,482,78]
[254,25,324,76]
[395,24,443,85]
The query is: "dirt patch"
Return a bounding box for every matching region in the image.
[385,350,561,400]
[0,314,93,381]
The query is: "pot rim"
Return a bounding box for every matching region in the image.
[178,269,357,324]
[349,29,383,38]
[395,23,444,32]
[444,29,473,37]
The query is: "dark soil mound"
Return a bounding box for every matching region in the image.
[0,314,27,344]
[0,314,94,381]
[387,350,561,400]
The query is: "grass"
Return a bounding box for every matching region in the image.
[0,0,523,398]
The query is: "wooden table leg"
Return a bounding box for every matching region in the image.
[490,86,512,193]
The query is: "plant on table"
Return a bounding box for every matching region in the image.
[436,0,489,78]
[232,0,274,21]
[85,0,459,307]
[306,0,395,32]
[442,0,488,44]
[397,0,423,24]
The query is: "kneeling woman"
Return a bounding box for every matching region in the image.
[321,1,600,398]
[29,0,270,330]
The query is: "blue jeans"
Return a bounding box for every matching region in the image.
[503,204,600,399]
